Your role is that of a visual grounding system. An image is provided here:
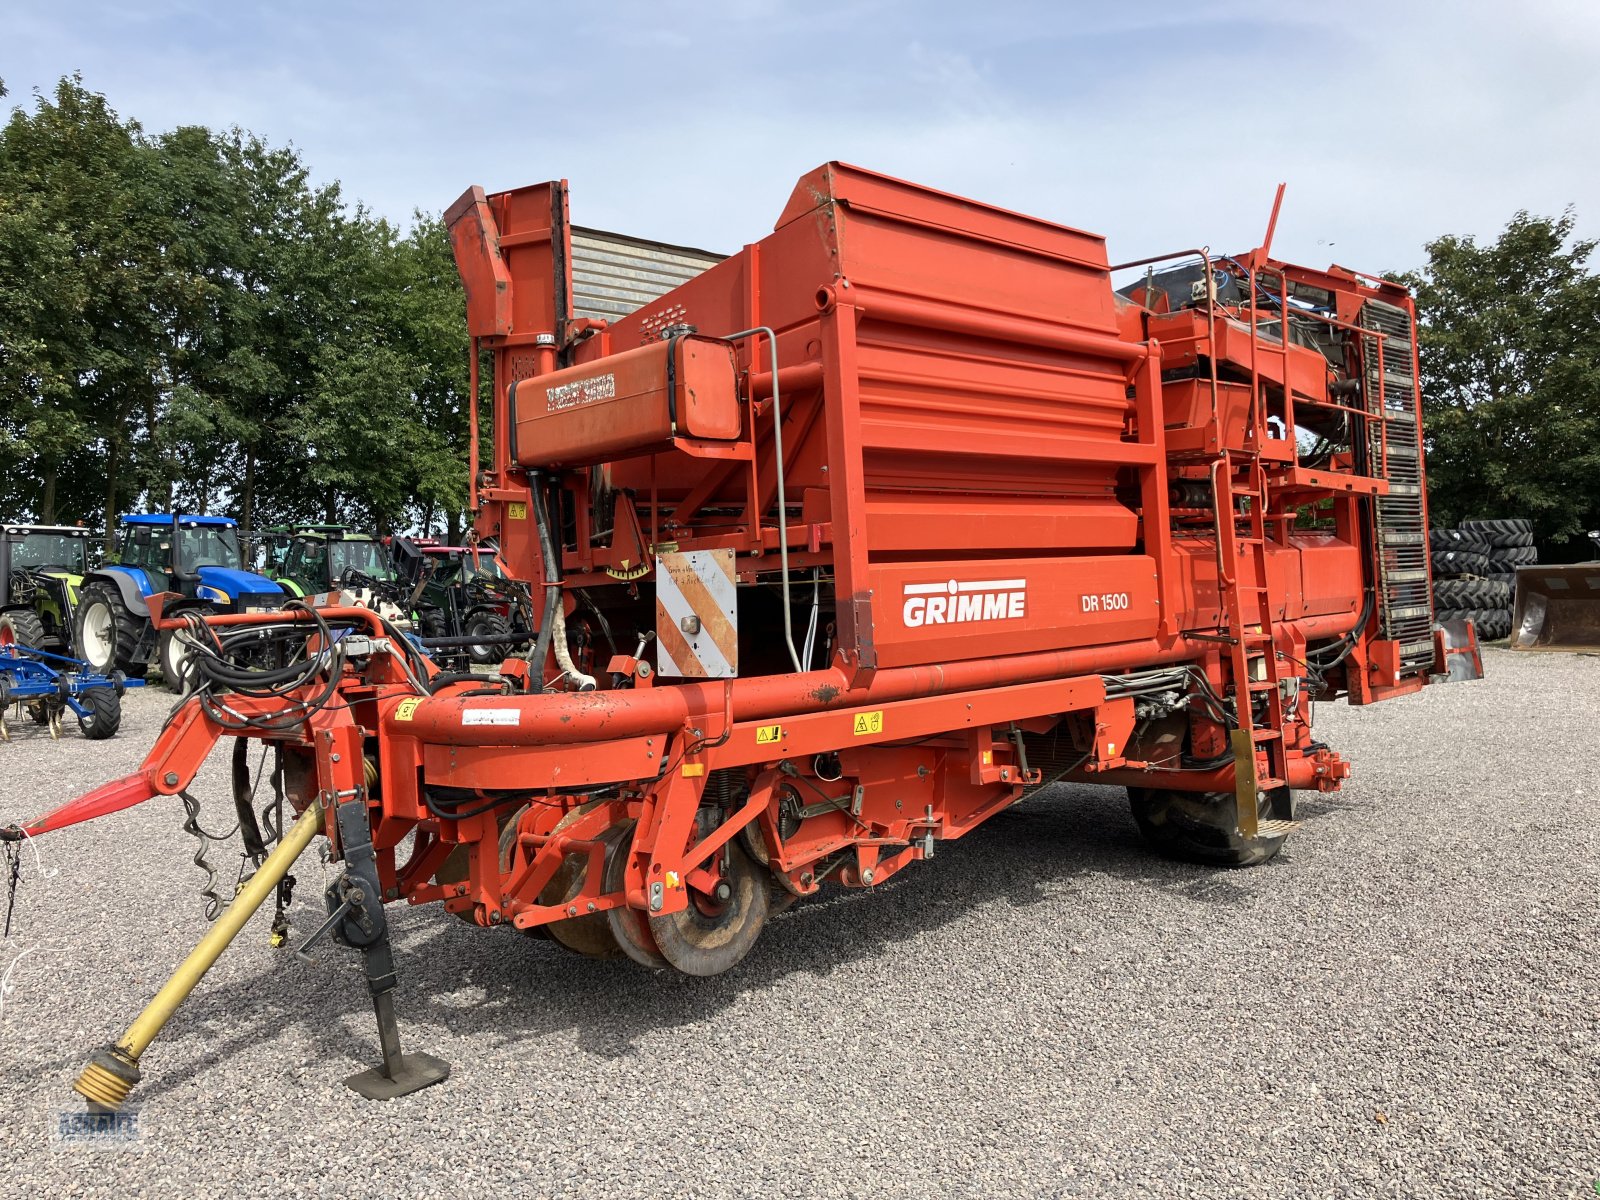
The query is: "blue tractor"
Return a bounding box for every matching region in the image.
[74,514,285,684]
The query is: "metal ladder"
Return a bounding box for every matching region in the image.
[1361,299,1435,673]
[1212,453,1296,839]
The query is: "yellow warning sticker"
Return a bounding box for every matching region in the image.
[852,710,884,737]
[507,501,528,520]
[395,698,423,722]
[681,763,706,777]
[755,723,784,745]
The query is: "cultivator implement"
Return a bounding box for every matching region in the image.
[5,163,1476,1108]
[0,643,136,742]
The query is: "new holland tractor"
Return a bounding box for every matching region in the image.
[0,523,94,654]
[74,514,285,684]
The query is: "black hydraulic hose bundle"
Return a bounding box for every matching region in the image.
[526,470,562,693]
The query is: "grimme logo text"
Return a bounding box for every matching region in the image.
[903,579,1026,627]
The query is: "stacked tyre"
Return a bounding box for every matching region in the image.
[1429,520,1535,642]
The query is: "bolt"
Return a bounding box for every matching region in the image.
[385,888,398,900]
[714,881,732,902]
[567,905,578,917]
[586,902,596,913]
[489,910,502,924]
[331,753,341,763]
[163,772,179,787]
[862,869,875,885]
[801,872,813,886]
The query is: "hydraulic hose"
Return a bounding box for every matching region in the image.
[528,472,595,692]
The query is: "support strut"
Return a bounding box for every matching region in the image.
[320,795,450,1100]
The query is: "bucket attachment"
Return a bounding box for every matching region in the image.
[1508,564,1600,651]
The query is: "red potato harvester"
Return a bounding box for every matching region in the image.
[6,163,1482,1108]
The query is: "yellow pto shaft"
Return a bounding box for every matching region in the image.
[73,800,327,1111]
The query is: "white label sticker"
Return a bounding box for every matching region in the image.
[462,709,521,727]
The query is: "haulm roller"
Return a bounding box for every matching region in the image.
[5,163,1481,1105]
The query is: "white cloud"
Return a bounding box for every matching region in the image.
[4,0,1597,273]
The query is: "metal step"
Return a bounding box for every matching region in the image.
[1251,819,1301,839]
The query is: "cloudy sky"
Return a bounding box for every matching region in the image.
[5,1,1597,273]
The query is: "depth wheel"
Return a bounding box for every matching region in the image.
[76,688,121,740]
[602,820,668,969]
[496,804,550,940]
[1127,785,1292,868]
[647,838,770,977]
[542,802,623,959]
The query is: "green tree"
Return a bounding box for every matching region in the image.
[1405,210,1600,551]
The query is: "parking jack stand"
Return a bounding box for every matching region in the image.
[309,797,450,1100]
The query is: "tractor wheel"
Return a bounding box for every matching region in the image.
[646,837,771,976]
[158,607,210,691]
[0,608,45,652]
[1127,785,1293,868]
[464,609,511,665]
[75,586,145,675]
[76,687,122,741]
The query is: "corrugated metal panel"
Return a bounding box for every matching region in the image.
[569,226,726,323]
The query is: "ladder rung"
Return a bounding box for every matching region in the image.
[1251,729,1282,742]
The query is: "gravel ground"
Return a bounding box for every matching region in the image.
[0,648,1594,1198]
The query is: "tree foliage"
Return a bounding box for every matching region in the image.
[0,75,477,542]
[1403,210,1600,553]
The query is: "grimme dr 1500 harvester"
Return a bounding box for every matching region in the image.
[8,163,1480,1108]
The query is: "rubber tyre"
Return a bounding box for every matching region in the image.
[76,687,122,740]
[1429,528,1491,555]
[1488,545,1537,567]
[464,609,511,666]
[0,608,46,651]
[1127,786,1292,868]
[158,606,210,691]
[1430,549,1490,578]
[1478,609,1512,641]
[75,585,146,675]
[1461,518,1534,548]
[1433,579,1510,610]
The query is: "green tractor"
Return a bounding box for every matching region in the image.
[0,524,94,654]
[270,526,394,599]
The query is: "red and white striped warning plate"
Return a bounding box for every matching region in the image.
[655,549,738,678]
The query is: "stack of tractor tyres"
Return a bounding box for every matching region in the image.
[1429,520,1534,642]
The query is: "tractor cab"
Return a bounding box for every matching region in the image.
[76,514,284,682]
[0,524,94,652]
[276,527,396,597]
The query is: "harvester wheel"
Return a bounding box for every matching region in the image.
[542,802,624,959]
[647,838,771,977]
[465,609,511,665]
[1127,786,1291,868]
[76,687,122,741]
[75,586,145,675]
[601,820,668,969]
[0,608,45,651]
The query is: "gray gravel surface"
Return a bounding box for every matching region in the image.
[0,648,1594,1197]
